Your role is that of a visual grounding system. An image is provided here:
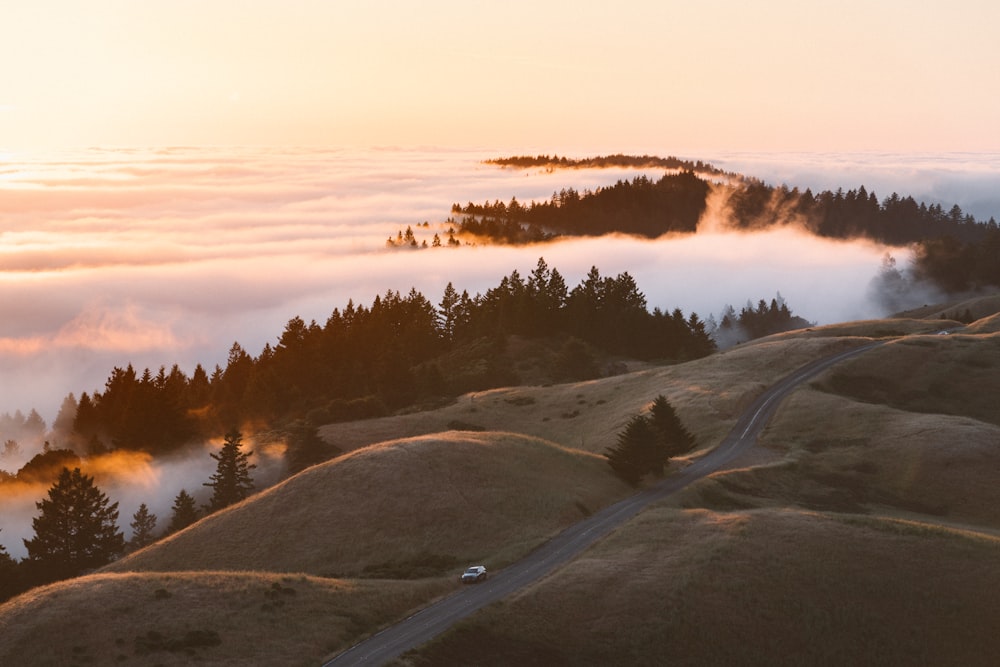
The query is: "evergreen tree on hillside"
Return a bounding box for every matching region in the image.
[23,467,124,582]
[167,489,200,534]
[1,439,20,461]
[128,503,158,551]
[605,398,696,485]
[0,532,23,603]
[604,414,665,485]
[285,421,339,474]
[648,395,696,457]
[204,430,256,512]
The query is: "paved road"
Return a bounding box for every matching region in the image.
[321,340,885,666]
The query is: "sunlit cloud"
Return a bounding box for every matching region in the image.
[52,303,181,352]
[708,151,1000,220]
[0,147,995,431]
[0,147,998,558]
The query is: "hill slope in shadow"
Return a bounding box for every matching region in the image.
[3,296,1000,666]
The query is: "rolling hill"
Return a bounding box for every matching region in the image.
[2,297,999,666]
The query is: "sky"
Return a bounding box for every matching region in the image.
[2,1,999,153]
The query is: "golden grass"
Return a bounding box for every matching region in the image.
[7,302,1000,666]
[320,334,872,459]
[812,332,1000,425]
[914,291,1000,323]
[0,570,449,666]
[106,432,632,577]
[402,507,1000,666]
[680,387,1000,524]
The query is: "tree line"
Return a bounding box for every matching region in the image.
[485,153,739,180]
[454,171,711,240]
[8,260,712,460]
[711,295,814,347]
[452,161,1000,294]
[0,431,256,602]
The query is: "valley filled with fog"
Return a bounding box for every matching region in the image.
[1,147,998,557]
[9,147,995,423]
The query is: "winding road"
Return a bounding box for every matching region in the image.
[322,340,886,666]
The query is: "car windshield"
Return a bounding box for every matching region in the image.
[464,568,479,574]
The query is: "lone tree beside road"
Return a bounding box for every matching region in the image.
[605,395,695,485]
[648,394,696,456]
[23,467,124,583]
[204,430,256,512]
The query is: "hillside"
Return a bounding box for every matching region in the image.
[105,432,631,577]
[2,298,1000,666]
[400,302,1000,665]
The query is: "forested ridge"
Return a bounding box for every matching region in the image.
[451,158,1000,293]
[485,153,738,179]
[9,260,721,463]
[0,256,817,602]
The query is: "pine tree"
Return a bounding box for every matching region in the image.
[648,395,696,457]
[604,415,662,485]
[23,467,124,582]
[0,531,22,603]
[285,421,338,474]
[129,503,158,550]
[204,430,256,512]
[167,489,200,533]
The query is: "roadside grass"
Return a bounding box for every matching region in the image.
[675,384,1000,527]
[399,507,1000,667]
[320,334,875,458]
[0,571,450,666]
[7,306,1000,666]
[964,313,1000,334]
[106,432,633,578]
[812,332,1000,426]
[907,292,1000,324]
[773,316,963,339]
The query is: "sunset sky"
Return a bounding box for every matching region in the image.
[2,1,999,153]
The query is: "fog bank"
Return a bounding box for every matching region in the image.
[3,148,991,427]
[3,147,997,557]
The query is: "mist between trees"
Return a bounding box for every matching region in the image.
[0,257,818,557]
[0,429,258,602]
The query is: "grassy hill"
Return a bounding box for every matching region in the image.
[105,432,632,577]
[2,297,999,666]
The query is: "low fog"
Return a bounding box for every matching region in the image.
[1,148,995,556]
[708,151,1000,221]
[0,438,287,560]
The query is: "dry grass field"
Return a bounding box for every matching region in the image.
[3,294,999,666]
[105,432,633,577]
[0,571,449,666]
[401,507,1000,667]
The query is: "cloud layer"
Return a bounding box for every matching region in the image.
[1,147,998,556]
[2,148,994,426]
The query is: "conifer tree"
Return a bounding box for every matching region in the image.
[604,415,663,485]
[0,531,22,603]
[648,395,696,457]
[129,503,158,550]
[23,467,124,582]
[167,489,200,533]
[605,398,696,485]
[204,430,256,512]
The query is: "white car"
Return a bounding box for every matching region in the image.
[460,565,487,584]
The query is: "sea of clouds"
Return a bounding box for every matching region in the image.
[2,147,998,425]
[1,147,997,556]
